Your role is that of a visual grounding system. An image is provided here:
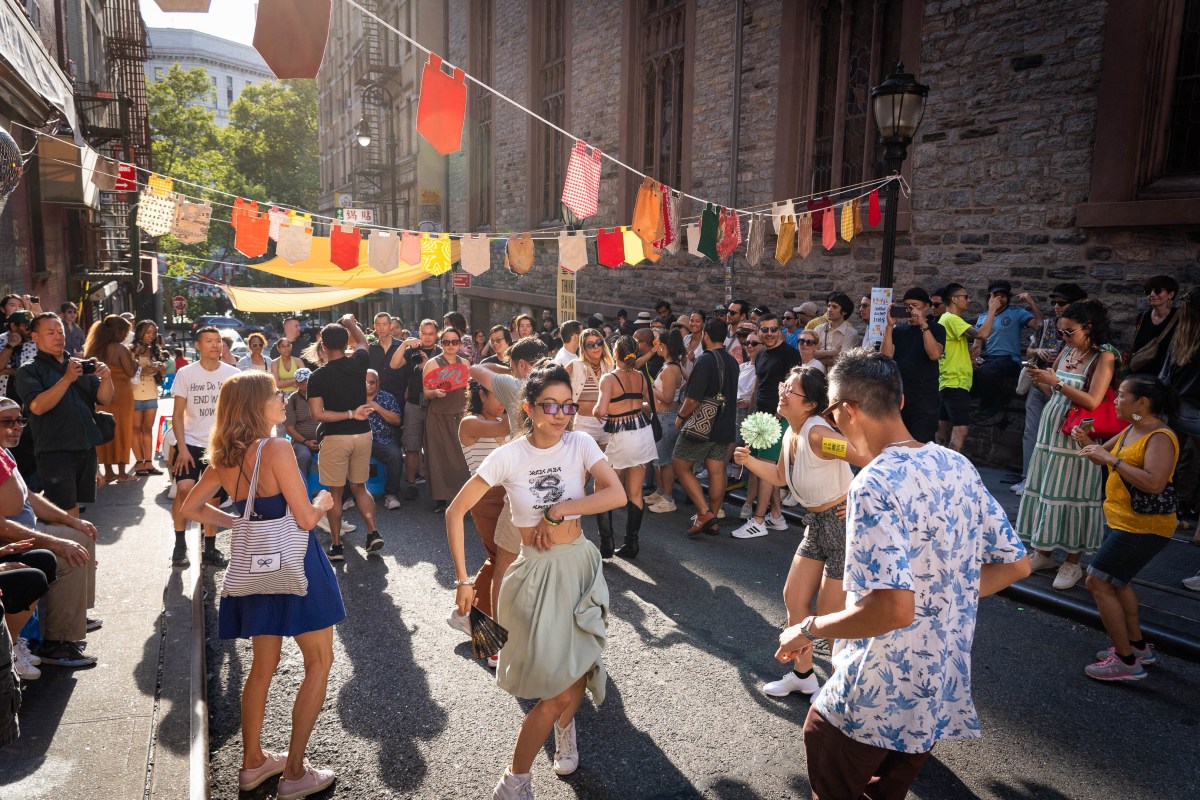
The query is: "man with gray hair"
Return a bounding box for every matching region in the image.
[778,348,1029,798]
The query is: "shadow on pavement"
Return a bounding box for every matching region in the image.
[0,671,80,784]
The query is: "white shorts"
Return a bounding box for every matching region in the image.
[605,425,657,470]
[572,414,611,448]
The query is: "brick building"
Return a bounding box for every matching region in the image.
[431,0,1197,346]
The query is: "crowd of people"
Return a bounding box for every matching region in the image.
[2,277,1199,798]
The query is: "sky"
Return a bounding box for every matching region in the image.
[139,0,258,47]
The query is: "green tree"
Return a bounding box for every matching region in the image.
[222,80,320,213]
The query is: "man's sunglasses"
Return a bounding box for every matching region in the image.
[821,398,854,429]
[536,402,579,416]
[0,417,27,428]
[760,325,780,334]
[441,338,461,345]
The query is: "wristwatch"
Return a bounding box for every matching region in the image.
[799,615,818,641]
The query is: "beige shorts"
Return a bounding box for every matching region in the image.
[494,494,522,555]
[318,431,373,486]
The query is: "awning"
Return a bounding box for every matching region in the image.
[0,9,83,145]
[248,236,433,289]
[222,284,375,313]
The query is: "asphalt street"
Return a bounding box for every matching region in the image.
[205,495,1200,800]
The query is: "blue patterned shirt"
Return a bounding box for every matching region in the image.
[812,444,1026,754]
[367,390,401,445]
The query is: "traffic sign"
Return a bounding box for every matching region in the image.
[451,273,471,289]
[335,207,375,224]
[172,295,187,313]
[115,162,136,191]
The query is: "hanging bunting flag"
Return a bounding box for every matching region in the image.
[277,222,314,264]
[416,53,467,155]
[664,191,683,254]
[136,189,176,237]
[450,237,462,266]
[171,197,212,244]
[621,227,646,266]
[330,224,361,271]
[147,173,173,194]
[154,2,212,11]
[796,212,813,259]
[268,206,290,241]
[771,200,795,234]
[822,206,836,250]
[809,196,832,232]
[234,210,271,258]
[231,197,258,230]
[561,141,602,220]
[460,234,491,276]
[698,203,721,262]
[89,155,118,191]
[421,233,453,275]
[775,215,796,265]
[399,232,422,266]
[840,198,862,242]
[642,239,663,263]
[632,177,663,244]
[367,230,401,274]
[505,232,534,274]
[745,213,765,266]
[655,186,678,251]
[596,228,625,268]
[686,223,702,257]
[868,188,882,227]
[558,231,588,273]
[253,0,331,79]
[716,208,742,260]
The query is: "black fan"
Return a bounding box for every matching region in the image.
[469,607,508,660]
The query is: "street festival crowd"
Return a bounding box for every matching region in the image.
[0,277,1198,798]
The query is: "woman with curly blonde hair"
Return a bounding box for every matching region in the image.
[85,314,137,483]
[182,371,344,798]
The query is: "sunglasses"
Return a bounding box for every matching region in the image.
[1058,327,1081,337]
[798,338,817,346]
[782,315,796,320]
[1148,288,1171,295]
[536,401,579,416]
[745,340,761,347]
[1051,299,1069,306]
[584,340,604,350]
[441,338,461,345]
[821,397,854,429]
[0,417,27,428]
[759,325,780,334]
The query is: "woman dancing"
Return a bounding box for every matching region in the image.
[447,363,626,799]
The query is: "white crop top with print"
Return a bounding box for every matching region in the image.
[475,430,606,527]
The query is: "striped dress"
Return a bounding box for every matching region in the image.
[1015,345,1117,554]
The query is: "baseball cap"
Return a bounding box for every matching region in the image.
[902,287,932,305]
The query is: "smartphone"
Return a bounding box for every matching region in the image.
[1080,418,1095,434]
[888,304,911,320]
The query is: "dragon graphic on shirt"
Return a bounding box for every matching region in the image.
[529,472,565,508]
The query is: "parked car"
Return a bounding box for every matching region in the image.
[191,315,266,339]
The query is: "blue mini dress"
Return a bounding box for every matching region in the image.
[217,493,346,639]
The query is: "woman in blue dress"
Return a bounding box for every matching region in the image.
[182,371,344,800]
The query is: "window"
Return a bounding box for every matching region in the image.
[227,76,234,106]
[1079,0,1200,225]
[154,67,162,81]
[530,0,568,225]
[637,0,688,191]
[469,0,494,229]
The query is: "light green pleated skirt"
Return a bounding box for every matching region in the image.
[495,535,609,705]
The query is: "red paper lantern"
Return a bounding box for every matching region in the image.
[253,0,331,79]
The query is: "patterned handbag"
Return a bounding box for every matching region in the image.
[1114,428,1179,516]
[220,440,309,598]
[680,352,726,443]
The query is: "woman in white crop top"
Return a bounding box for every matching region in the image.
[734,366,867,699]
[446,363,626,796]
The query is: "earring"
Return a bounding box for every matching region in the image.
[1131,413,1143,422]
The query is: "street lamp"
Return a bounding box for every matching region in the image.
[355,116,372,148]
[355,82,402,316]
[870,62,929,288]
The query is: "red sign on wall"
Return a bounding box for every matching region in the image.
[451,272,471,289]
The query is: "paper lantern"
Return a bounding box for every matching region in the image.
[253,0,331,79]
[154,1,212,11]
[0,129,23,198]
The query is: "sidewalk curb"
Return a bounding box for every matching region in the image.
[188,562,209,800]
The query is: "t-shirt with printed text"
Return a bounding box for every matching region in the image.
[171,360,242,448]
[475,430,606,527]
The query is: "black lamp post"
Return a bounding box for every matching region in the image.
[870,63,929,288]
[355,82,399,231]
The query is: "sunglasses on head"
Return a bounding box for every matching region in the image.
[536,401,579,416]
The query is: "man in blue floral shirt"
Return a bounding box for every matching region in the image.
[777,348,1030,799]
[365,369,404,511]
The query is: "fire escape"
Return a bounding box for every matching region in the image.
[352,0,402,227]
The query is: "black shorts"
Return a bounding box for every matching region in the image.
[938,388,971,426]
[174,444,209,484]
[38,449,97,510]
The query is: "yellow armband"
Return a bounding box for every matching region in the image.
[821,437,847,458]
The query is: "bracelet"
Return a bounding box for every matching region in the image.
[454,579,475,587]
[1112,458,1122,470]
[543,507,564,526]
[920,327,929,332]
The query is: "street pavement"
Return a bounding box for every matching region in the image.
[207,489,1200,800]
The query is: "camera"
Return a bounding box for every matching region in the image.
[28,295,39,304]
[888,304,911,320]
[77,358,97,375]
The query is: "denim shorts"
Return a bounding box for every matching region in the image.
[134,398,159,412]
[1086,525,1170,589]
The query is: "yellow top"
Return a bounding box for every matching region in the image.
[1104,426,1179,538]
[276,355,300,394]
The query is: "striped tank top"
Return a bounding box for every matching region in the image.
[462,433,504,475]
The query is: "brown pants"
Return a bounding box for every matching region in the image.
[40,523,96,643]
[468,485,506,617]
[803,707,933,800]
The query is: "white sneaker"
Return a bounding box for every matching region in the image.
[740,500,754,519]
[643,491,664,506]
[731,519,768,539]
[696,468,709,480]
[316,516,354,534]
[219,496,233,509]
[765,513,788,531]
[167,481,177,499]
[648,498,677,513]
[342,498,355,511]
[14,649,40,681]
[552,719,579,776]
[1052,561,1083,590]
[763,669,819,697]
[316,516,330,533]
[383,494,402,510]
[1011,480,1026,495]
[782,491,800,507]
[493,769,534,800]
[447,608,471,636]
[17,638,39,666]
[1028,551,1057,572]
[1182,572,1200,591]
[342,520,356,533]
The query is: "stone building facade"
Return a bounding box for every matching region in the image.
[436,0,1198,352]
[145,28,274,127]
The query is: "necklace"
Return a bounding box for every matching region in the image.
[884,439,919,450]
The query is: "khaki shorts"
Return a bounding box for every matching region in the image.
[494,494,522,555]
[403,402,426,452]
[318,432,373,486]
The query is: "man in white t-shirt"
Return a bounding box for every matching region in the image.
[170,326,242,568]
[552,320,582,366]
